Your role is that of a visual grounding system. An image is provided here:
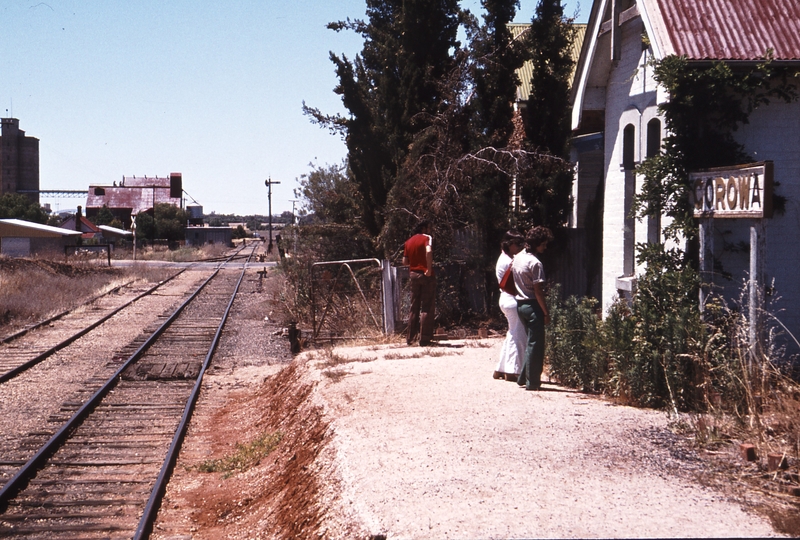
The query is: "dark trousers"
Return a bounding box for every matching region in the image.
[517,299,545,390]
[407,272,436,345]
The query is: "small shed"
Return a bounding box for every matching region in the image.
[98,225,133,242]
[97,225,133,253]
[185,226,233,247]
[0,219,82,257]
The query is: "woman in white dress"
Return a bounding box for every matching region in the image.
[493,230,526,382]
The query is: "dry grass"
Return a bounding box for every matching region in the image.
[0,256,175,332]
[321,370,350,382]
[465,340,495,348]
[116,243,230,262]
[384,348,460,360]
[313,348,377,368]
[674,293,800,535]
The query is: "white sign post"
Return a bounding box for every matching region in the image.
[131,215,137,262]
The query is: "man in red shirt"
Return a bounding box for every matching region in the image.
[403,220,435,346]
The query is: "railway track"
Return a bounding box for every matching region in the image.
[0,244,257,539]
[0,273,185,384]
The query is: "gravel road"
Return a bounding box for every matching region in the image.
[308,339,779,538]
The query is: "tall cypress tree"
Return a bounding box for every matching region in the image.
[307,0,460,240]
[465,0,525,252]
[515,0,575,230]
[523,0,575,156]
[469,0,523,148]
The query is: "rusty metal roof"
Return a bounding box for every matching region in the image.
[86,184,180,215]
[121,175,172,188]
[510,23,587,101]
[654,0,800,61]
[98,225,132,238]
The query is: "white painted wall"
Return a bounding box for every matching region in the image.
[600,17,660,310]
[595,14,800,345]
[728,99,800,341]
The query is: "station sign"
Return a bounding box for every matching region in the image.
[690,161,773,218]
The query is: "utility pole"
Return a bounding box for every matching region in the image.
[265,177,280,253]
[289,199,299,255]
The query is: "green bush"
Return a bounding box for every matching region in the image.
[545,244,711,410]
[546,287,605,392]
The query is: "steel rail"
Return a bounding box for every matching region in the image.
[0,270,186,384]
[0,244,250,501]
[0,264,222,509]
[0,243,249,383]
[134,244,256,539]
[0,243,257,532]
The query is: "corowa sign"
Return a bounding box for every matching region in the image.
[691,161,773,218]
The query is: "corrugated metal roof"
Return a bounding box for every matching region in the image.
[0,219,82,238]
[121,175,172,188]
[656,0,800,60]
[98,225,133,237]
[510,23,587,102]
[86,185,180,215]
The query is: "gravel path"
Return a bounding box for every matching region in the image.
[310,339,780,538]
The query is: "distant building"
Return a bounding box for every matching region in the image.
[0,218,80,257]
[0,118,39,204]
[85,173,182,229]
[185,226,233,247]
[508,23,587,107]
[60,206,102,241]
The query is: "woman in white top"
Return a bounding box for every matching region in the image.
[493,230,526,382]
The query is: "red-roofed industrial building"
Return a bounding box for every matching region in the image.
[85,173,182,229]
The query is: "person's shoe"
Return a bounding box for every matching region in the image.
[526,382,541,391]
[493,371,504,380]
[505,373,518,383]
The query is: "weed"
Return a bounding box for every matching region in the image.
[114,243,229,262]
[322,370,348,382]
[194,431,283,478]
[465,341,494,348]
[313,348,376,367]
[384,348,461,360]
[546,270,800,501]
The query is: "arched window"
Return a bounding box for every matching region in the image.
[646,118,661,158]
[622,124,635,169]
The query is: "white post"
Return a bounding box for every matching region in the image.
[699,218,713,312]
[748,219,764,370]
[382,260,395,334]
[131,215,137,262]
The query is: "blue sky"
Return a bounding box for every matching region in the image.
[1,0,585,216]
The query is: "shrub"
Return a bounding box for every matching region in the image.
[546,286,605,392]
